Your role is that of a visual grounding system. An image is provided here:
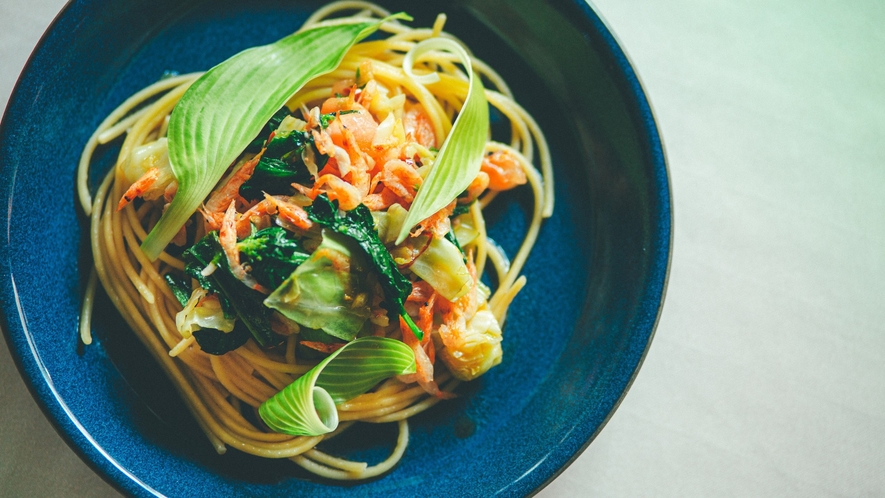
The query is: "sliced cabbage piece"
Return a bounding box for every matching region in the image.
[409,235,472,301]
[452,213,479,247]
[372,203,409,246]
[175,288,236,338]
[436,308,503,381]
[121,137,176,201]
[264,230,371,341]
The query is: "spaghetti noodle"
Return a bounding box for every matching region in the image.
[78,1,553,480]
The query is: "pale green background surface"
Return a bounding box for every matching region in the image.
[2,0,884,496]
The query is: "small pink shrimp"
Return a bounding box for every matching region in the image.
[117,167,160,211]
[407,281,434,304]
[419,292,438,365]
[204,154,261,213]
[219,201,269,294]
[200,207,226,233]
[403,103,437,149]
[311,129,335,156]
[234,195,313,238]
[322,100,378,154]
[411,200,455,240]
[397,316,454,399]
[235,200,273,238]
[379,159,423,203]
[330,79,356,98]
[481,150,527,191]
[263,194,314,231]
[461,171,490,204]
[362,187,399,211]
[295,175,363,211]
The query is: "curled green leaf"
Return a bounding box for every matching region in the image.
[258,337,416,437]
[395,38,489,244]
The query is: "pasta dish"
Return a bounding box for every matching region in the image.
[77,1,553,480]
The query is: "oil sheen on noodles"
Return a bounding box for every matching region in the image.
[77,1,553,481]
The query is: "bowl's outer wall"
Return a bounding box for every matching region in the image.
[0,0,670,496]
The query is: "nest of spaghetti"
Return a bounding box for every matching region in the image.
[79,2,552,481]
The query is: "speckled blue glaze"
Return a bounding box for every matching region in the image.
[0,0,670,496]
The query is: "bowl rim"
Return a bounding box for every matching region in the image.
[530,1,673,493]
[0,3,172,495]
[0,0,672,496]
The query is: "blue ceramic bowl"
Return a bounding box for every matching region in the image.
[0,0,670,496]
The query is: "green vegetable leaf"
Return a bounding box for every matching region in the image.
[265,129,312,159]
[395,38,489,244]
[192,325,251,356]
[240,129,328,201]
[259,336,415,436]
[183,232,230,311]
[140,13,411,260]
[164,273,191,307]
[183,232,282,350]
[245,107,291,153]
[238,227,311,290]
[444,228,465,258]
[307,194,423,340]
[263,230,371,342]
[451,200,473,218]
[238,157,308,201]
[409,234,471,300]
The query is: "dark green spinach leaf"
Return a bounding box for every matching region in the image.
[245,107,291,153]
[240,130,328,201]
[307,194,423,340]
[238,227,311,290]
[164,273,192,307]
[192,325,251,355]
[183,232,282,352]
[451,200,473,218]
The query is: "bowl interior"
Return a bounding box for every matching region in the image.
[0,0,669,496]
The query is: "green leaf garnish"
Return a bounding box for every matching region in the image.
[263,230,372,342]
[164,273,191,307]
[140,13,411,260]
[451,200,474,218]
[307,194,423,340]
[192,326,251,356]
[258,337,415,436]
[238,227,311,290]
[395,38,489,244]
[183,232,281,350]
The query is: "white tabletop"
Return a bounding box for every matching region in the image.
[2,0,884,496]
